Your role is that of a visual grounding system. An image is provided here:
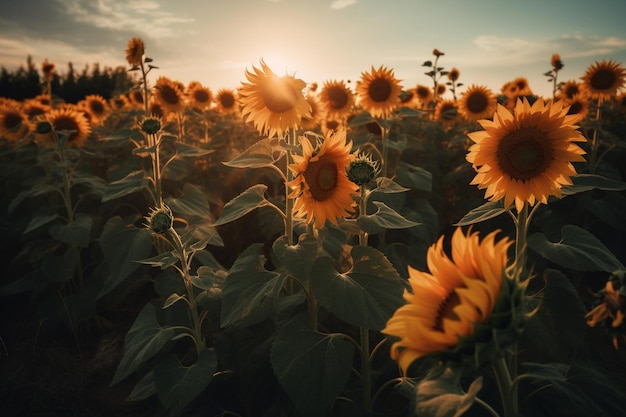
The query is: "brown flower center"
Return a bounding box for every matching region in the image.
[262,79,297,113]
[194,90,210,103]
[303,155,338,201]
[368,78,392,102]
[89,100,105,115]
[590,68,616,91]
[4,112,23,129]
[466,92,488,114]
[416,86,430,100]
[54,115,80,141]
[220,93,235,108]
[327,86,349,110]
[160,85,181,105]
[497,126,553,182]
[567,101,582,115]
[434,290,461,332]
[565,85,579,99]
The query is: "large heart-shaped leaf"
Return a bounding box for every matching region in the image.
[454,199,507,226]
[357,201,420,234]
[49,213,93,248]
[213,184,271,226]
[223,137,284,168]
[271,315,354,417]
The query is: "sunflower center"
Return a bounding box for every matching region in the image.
[220,93,235,108]
[54,115,80,141]
[328,87,349,110]
[161,86,181,105]
[368,79,392,102]
[5,113,23,129]
[497,126,553,182]
[262,79,297,113]
[434,290,461,332]
[90,100,105,115]
[466,92,488,113]
[567,101,582,115]
[303,156,338,201]
[194,90,210,103]
[590,69,616,90]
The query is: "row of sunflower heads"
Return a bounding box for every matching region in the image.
[382,227,527,377]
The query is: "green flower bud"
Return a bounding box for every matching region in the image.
[35,121,53,135]
[347,153,380,186]
[140,116,162,135]
[145,205,173,234]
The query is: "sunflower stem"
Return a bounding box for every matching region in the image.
[285,129,296,246]
[514,202,529,280]
[359,327,372,411]
[381,125,389,178]
[359,184,368,246]
[492,356,518,417]
[588,99,602,174]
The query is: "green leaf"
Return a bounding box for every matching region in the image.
[136,251,179,270]
[311,245,406,329]
[222,137,284,168]
[99,217,153,297]
[395,162,432,191]
[153,349,217,414]
[454,199,507,226]
[357,201,420,234]
[395,106,425,118]
[166,182,211,218]
[102,170,150,202]
[272,233,319,285]
[48,213,93,248]
[23,213,59,234]
[111,304,177,385]
[527,225,624,272]
[9,183,57,213]
[348,110,374,127]
[520,362,569,384]
[213,184,271,226]
[220,243,286,327]
[162,293,186,309]
[561,174,626,196]
[174,142,214,158]
[100,128,143,142]
[127,370,156,401]
[415,369,483,417]
[270,315,354,417]
[192,265,226,291]
[372,177,411,194]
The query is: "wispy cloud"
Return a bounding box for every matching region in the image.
[330,0,357,10]
[58,0,193,38]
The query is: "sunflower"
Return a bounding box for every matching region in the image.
[215,89,239,115]
[300,95,326,131]
[79,94,110,126]
[356,66,403,118]
[148,99,167,120]
[127,90,145,108]
[415,84,434,108]
[551,53,564,71]
[109,94,130,111]
[0,101,30,141]
[238,60,311,138]
[458,84,497,121]
[447,67,460,82]
[37,107,92,147]
[466,98,587,212]
[321,118,341,136]
[580,59,626,101]
[125,37,145,67]
[22,99,50,119]
[319,79,354,120]
[434,99,457,122]
[41,60,55,81]
[586,271,626,350]
[153,76,185,113]
[187,82,213,110]
[32,94,52,107]
[564,94,589,119]
[287,128,358,229]
[558,80,584,100]
[436,83,447,97]
[383,227,513,375]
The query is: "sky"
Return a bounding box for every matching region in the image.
[1,0,626,98]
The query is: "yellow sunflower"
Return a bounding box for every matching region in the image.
[436,83,447,97]
[79,94,110,126]
[300,95,326,131]
[238,60,311,138]
[215,89,239,115]
[319,79,354,120]
[287,128,358,229]
[153,76,185,113]
[41,59,55,81]
[127,90,145,108]
[458,84,497,121]
[321,118,341,136]
[187,82,213,110]
[564,94,589,119]
[383,227,512,375]
[125,37,145,67]
[110,94,130,111]
[0,101,30,141]
[356,65,403,118]
[23,99,50,119]
[466,98,587,212]
[434,99,457,123]
[580,59,626,101]
[447,67,460,82]
[37,107,92,147]
[558,80,584,100]
[415,84,434,108]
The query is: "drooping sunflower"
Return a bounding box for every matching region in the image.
[356,65,403,118]
[153,76,185,113]
[319,79,354,120]
[238,60,311,138]
[0,101,30,141]
[383,227,513,375]
[187,82,213,110]
[287,128,358,229]
[580,59,626,101]
[125,37,145,67]
[215,89,239,115]
[79,94,110,126]
[37,107,92,147]
[300,95,326,131]
[458,84,497,121]
[466,98,587,212]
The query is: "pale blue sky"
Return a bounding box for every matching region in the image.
[1,0,625,97]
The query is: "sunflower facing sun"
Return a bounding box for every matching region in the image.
[466,98,587,212]
[238,60,311,138]
[356,65,403,118]
[383,227,513,375]
[580,59,626,101]
[457,84,497,121]
[287,128,358,229]
[319,79,354,121]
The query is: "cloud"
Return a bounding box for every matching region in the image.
[330,0,357,10]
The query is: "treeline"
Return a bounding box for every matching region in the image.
[0,55,136,103]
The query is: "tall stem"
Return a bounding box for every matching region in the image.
[492,356,518,417]
[514,202,529,278]
[357,183,372,411]
[380,126,389,178]
[588,99,602,174]
[285,129,295,245]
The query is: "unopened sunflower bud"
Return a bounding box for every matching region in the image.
[35,121,53,135]
[347,153,380,186]
[140,116,161,134]
[145,205,173,234]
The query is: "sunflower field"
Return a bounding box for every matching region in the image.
[1,40,626,417]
